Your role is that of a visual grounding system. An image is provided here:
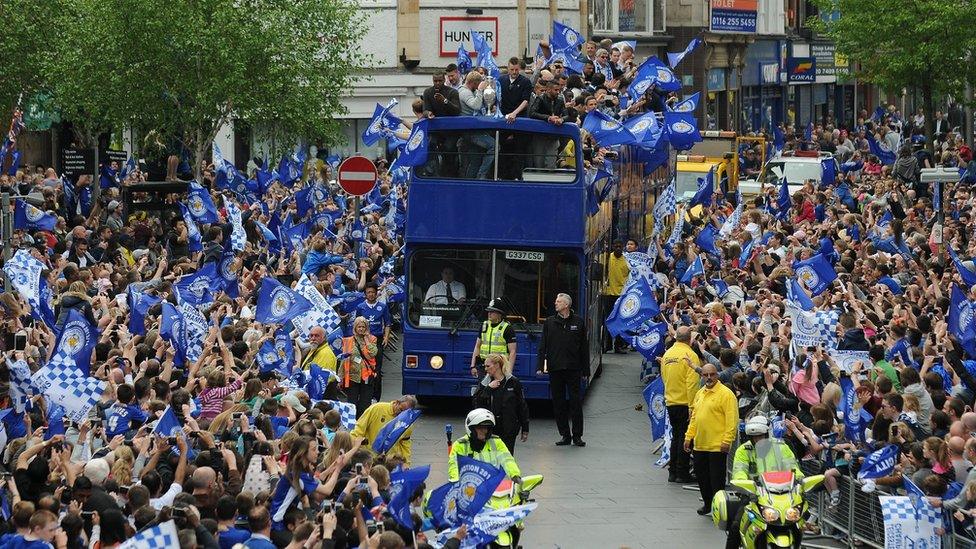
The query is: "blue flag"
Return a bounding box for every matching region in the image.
[582,110,636,147]
[52,308,98,376]
[99,163,117,189]
[866,132,896,165]
[949,285,976,358]
[838,375,865,443]
[787,278,815,311]
[160,303,188,365]
[175,263,219,306]
[152,406,184,438]
[256,328,295,376]
[256,278,314,325]
[663,111,702,151]
[642,376,667,440]
[623,112,663,146]
[219,247,239,299]
[306,364,338,400]
[877,276,903,295]
[670,92,700,113]
[605,275,660,338]
[362,99,402,147]
[739,238,754,266]
[178,204,203,253]
[804,122,813,142]
[821,158,836,187]
[695,224,721,257]
[186,182,220,223]
[470,29,499,79]
[372,408,422,454]
[2,249,56,329]
[456,45,472,74]
[949,247,976,287]
[397,119,430,167]
[680,255,705,285]
[688,168,714,208]
[127,287,161,336]
[44,404,66,440]
[388,465,431,530]
[629,55,681,98]
[667,37,702,68]
[427,456,506,527]
[13,199,56,231]
[631,322,667,364]
[857,444,899,481]
[550,21,584,53]
[792,254,837,296]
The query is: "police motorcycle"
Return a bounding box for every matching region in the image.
[711,417,824,548]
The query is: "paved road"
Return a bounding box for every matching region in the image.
[381,344,726,548]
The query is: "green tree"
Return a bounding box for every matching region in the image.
[0,0,59,116]
[810,0,976,151]
[48,0,369,175]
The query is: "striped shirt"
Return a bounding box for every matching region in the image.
[199,377,243,420]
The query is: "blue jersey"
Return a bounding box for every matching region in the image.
[356,300,392,337]
[269,472,319,529]
[106,403,149,438]
[217,527,251,549]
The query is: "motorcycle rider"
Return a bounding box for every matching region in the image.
[449,408,522,483]
[725,415,803,549]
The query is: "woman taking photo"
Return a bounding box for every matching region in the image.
[473,353,529,455]
[341,316,378,417]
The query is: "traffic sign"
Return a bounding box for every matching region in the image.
[337,156,378,196]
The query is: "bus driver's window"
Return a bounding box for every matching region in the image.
[424,266,467,304]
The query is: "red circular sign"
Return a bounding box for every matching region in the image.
[337,156,378,196]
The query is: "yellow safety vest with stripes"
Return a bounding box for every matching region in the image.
[479,320,510,359]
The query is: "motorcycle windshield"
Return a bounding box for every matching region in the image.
[753,439,794,474]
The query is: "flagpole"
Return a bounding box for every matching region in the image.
[0,192,10,292]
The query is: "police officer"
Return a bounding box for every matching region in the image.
[448,409,522,482]
[469,298,517,378]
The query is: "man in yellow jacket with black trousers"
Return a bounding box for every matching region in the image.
[684,363,738,516]
[661,326,702,484]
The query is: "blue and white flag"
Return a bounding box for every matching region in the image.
[623,112,662,146]
[31,357,105,423]
[178,204,203,253]
[431,503,538,549]
[949,247,976,287]
[225,199,245,252]
[787,278,815,311]
[605,275,660,337]
[256,328,295,377]
[738,238,754,266]
[175,263,218,306]
[52,308,98,375]
[719,200,742,238]
[470,29,499,79]
[792,254,837,296]
[151,406,184,439]
[179,301,208,363]
[652,177,677,235]
[839,375,860,442]
[218,247,239,299]
[372,408,422,454]
[878,495,942,548]
[866,132,896,165]
[457,45,472,75]
[776,177,791,220]
[118,520,179,549]
[256,278,314,325]
[624,251,657,287]
[397,119,430,167]
[680,255,705,285]
[292,274,343,342]
[670,92,700,114]
[545,50,584,75]
[304,364,337,400]
[186,181,220,223]
[13,199,56,231]
[642,376,667,441]
[667,37,702,68]
[582,110,636,147]
[2,249,56,329]
[789,307,840,349]
[323,400,356,430]
[427,457,506,527]
[857,444,899,481]
[550,21,583,53]
[388,465,431,530]
[5,357,32,413]
[688,168,714,208]
[160,302,188,365]
[632,322,667,363]
[629,55,681,97]
[655,420,672,468]
[949,284,976,357]
[663,111,701,151]
[127,287,161,336]
[840,158,863,174]
[695,224,721,257]
[362,99,402,147]
[665,207,685,254]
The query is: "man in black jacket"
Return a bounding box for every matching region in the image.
[421,72,462,176]
[537,292,588,447]
[527,80,576,168]
[498,58,533,179]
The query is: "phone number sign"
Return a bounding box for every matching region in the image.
[710,0,758,33]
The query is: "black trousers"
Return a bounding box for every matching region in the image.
[344,381,373,419]
[371,340,385,401]
[693,450,728,512]
[600,294,626,351]
[549,369,583,439]
[667,405,691,478]
[499,430,518,457]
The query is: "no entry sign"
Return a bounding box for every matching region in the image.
[337,156,378,196]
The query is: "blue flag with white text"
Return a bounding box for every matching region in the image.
[642,376,667,441]
[388,465,431,530]
[582,110,636,147]
[256,278,314,325]
[13,199,56,231]
[373,408,422,454]
[605,275,660,337]
[663,111,702,151]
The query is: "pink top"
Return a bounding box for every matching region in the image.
[932,461,951,475]
[199,376,243,420]
[790,368,820,407]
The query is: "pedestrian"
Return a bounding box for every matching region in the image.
[473,353,530,455]
[340,316,378,418]
[355,283,391,401]
[602,240,630,353]
[537,292,588,447]
[661,326,702,483]
[683,363,738,515]
[470,298,517,379]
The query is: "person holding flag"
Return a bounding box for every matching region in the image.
[350,395,419,464]
[448,408,522,483]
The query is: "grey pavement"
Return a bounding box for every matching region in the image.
[381,343,726,549]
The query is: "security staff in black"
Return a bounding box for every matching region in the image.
[469,298,517,378]
[537,292,588,447]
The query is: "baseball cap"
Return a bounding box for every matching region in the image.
[107,200,120,211]
[280,392,307,413]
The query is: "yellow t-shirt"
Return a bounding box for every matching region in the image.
[685,382,739,452]
[605,253,630,296]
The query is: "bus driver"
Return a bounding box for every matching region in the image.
[425,266,467,304]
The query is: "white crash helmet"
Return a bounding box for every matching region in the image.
[465,408,496,435]
[745,415,770,436]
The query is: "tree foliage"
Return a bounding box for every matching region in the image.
[0,0,59,114]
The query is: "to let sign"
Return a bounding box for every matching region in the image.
[710,0,758,33]
[439,17,499,57]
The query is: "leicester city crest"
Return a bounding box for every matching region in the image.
[220,256,237,281]
[188,277,210,299]
[407,129,425,152]
[651,392,666,421]
[25,204,44,223]
[600,119,618,131]
[631,118,651,134]
[633,80,650,96]
[798,312,818,333]
[188,195,206,217]
[674,102,693,113]
[619,292,641,319]
[270,287,294,318]
[313,187,327,202]
[59,321,89,355]
[563,28,578,46]
[670,121,694,134]
[637,329,660,350]
[655,67,674,83]
[795,266,820,289]
[261,350,278,365]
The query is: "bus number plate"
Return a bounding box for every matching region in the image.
[504,250,544,262]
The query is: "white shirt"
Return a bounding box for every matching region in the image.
[424,280,466,304]
[150,482,183,510]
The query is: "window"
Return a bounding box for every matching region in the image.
[415,130,576,182]
[592,0,666,34]
[760,161,822,184]
[408,248,580,331]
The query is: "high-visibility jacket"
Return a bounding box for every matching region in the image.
[448,435,521,481]
[301,343,337,373]
[479,321,511,359]
[731,438,803,481]
[341,335,377,387]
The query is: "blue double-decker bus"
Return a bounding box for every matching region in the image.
[399,116,646,400]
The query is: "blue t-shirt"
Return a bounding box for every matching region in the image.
[106,403,149,438]
[269,472,320,529]
[217,527,251,549]
[270,416,290,439]
[355,300,391,337]
[3,411,26,439]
